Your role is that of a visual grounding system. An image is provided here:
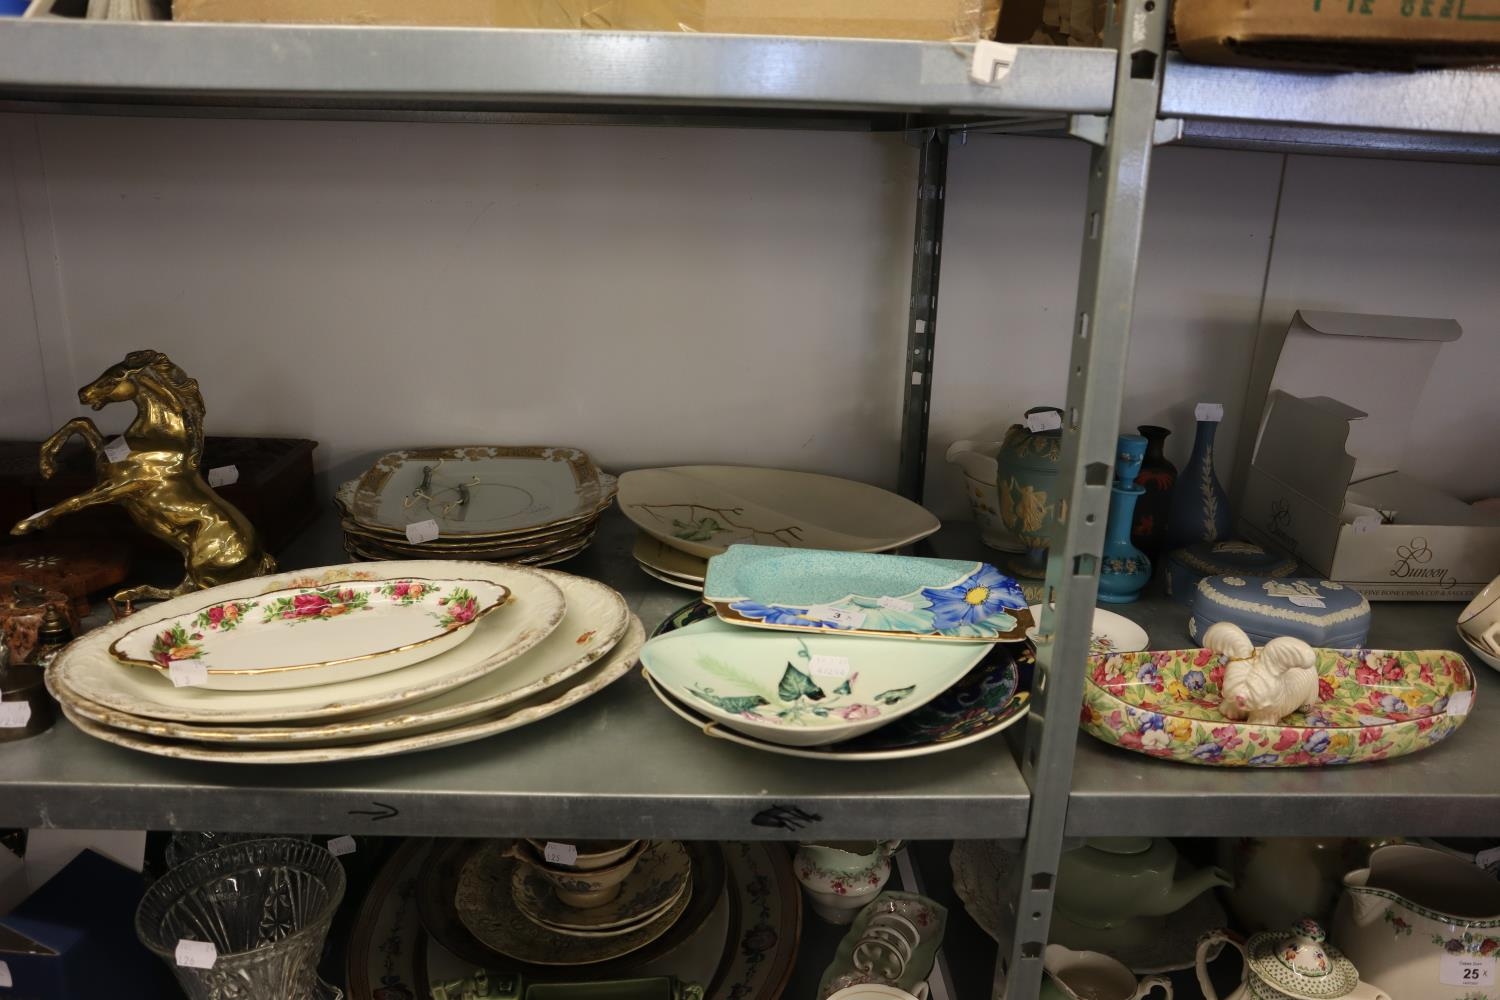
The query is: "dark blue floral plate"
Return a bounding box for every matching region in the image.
[646,601,1031,760]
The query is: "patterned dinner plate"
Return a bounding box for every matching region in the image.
[619,465,938,560]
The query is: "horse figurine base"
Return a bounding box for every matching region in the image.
[11,350,275,606]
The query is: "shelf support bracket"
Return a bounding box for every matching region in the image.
[896,128,950,503]
[995,0,1171,995]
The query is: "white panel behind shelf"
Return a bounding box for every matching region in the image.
[1244,153,1500,506]
[22,113,919,485]
[0,112,1497,524]
[0,116,56,439]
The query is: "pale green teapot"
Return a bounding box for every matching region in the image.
[1056,839,1231,929]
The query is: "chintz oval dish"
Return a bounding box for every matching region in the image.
[640,617,988,747]
[1081,647,1475,767]
[110,577,509,691]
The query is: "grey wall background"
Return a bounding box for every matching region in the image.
[3,112,1496,519]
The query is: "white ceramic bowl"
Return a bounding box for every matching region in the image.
[639,618,988,747]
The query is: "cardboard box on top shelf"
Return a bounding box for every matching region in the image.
[170,0,1001,40]
[1174,0,1500,69]
[1237,310,1500,601]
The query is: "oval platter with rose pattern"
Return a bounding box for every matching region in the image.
[110,576,508,692]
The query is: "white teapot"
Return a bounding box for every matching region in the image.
[1196,920,1391,1000]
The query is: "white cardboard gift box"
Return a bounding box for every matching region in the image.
[1237,309,1500,601]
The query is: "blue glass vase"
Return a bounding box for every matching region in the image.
[1099,435,1151,604]
[1166,418,1232,548]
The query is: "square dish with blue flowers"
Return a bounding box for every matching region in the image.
[703,544,1034,642]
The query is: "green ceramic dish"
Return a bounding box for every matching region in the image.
[640,617,988,748]
[1082,647,1475,767]
[818,892,948,999]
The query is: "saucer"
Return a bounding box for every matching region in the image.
[1458,626,1500,672]
[514,840,692,933]
[1026,604,1148,654]
[456,844,689,965]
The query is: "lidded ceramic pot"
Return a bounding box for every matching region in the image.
[1197,920,1391,1000]
[1163,541,1299,606]
[994,406,1066,579]
[1189,577,1371,648]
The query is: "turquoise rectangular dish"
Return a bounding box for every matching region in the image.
[702,544,1032,641]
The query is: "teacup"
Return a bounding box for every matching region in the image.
[1458,573,1500,653]
[523,839,641,872]
[1041,944,1172,1000]
[510,839,647,909]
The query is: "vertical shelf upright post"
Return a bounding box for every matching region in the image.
[996,0,1171,996]
[897,129,950,503]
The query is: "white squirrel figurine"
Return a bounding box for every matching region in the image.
[1201,622,1320,725]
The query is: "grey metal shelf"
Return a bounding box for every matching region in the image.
[1068,596,1500,837]
[0,18,1115,126]
[0,511,1031,841]
[927,523,1498,839]
[1161,53,1500,161]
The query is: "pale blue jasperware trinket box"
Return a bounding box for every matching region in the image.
[1188,575,1372,648]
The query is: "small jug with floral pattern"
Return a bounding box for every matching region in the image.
[795,841,902,924]
[1196,920,1391,1000]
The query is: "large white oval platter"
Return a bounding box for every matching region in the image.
[64,572,629,746]
[618,465,940,559]
[57,616,644,765]
[49,561,565,723]
[109,577,509,691]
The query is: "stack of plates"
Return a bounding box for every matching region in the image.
[48,560,643,764]
[346,838,803,1000]
[619,466,941,592]
[641,548,1042,760]
[455,841,695,966]
[338,446,617,566]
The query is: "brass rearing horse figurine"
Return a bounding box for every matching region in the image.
[11,350,275,605]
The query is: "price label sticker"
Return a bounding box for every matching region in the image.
[809,655,852,680]
[169,661,209,688]
[807,606,867,630]
[1352,515,1381,536]
[103,437,130,463]
[1447,689,1474,718]
[327,835,357,857]
[1023,410,1062,433]
[1441,952,1495,987]
[405,519,440,544]
[0,701,33,729]
[1194,403,1224,422]
[543,842,578,866]
[0,958,12,987]
[207,465,239,488]
[877,595,915,612]
[1287,595,1327,609]
[175,940,218,970]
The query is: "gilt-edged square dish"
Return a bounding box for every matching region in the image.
[348,446,613,538]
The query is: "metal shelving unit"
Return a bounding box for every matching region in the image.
[0,514,1032,841]
[0,9,1496,999]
